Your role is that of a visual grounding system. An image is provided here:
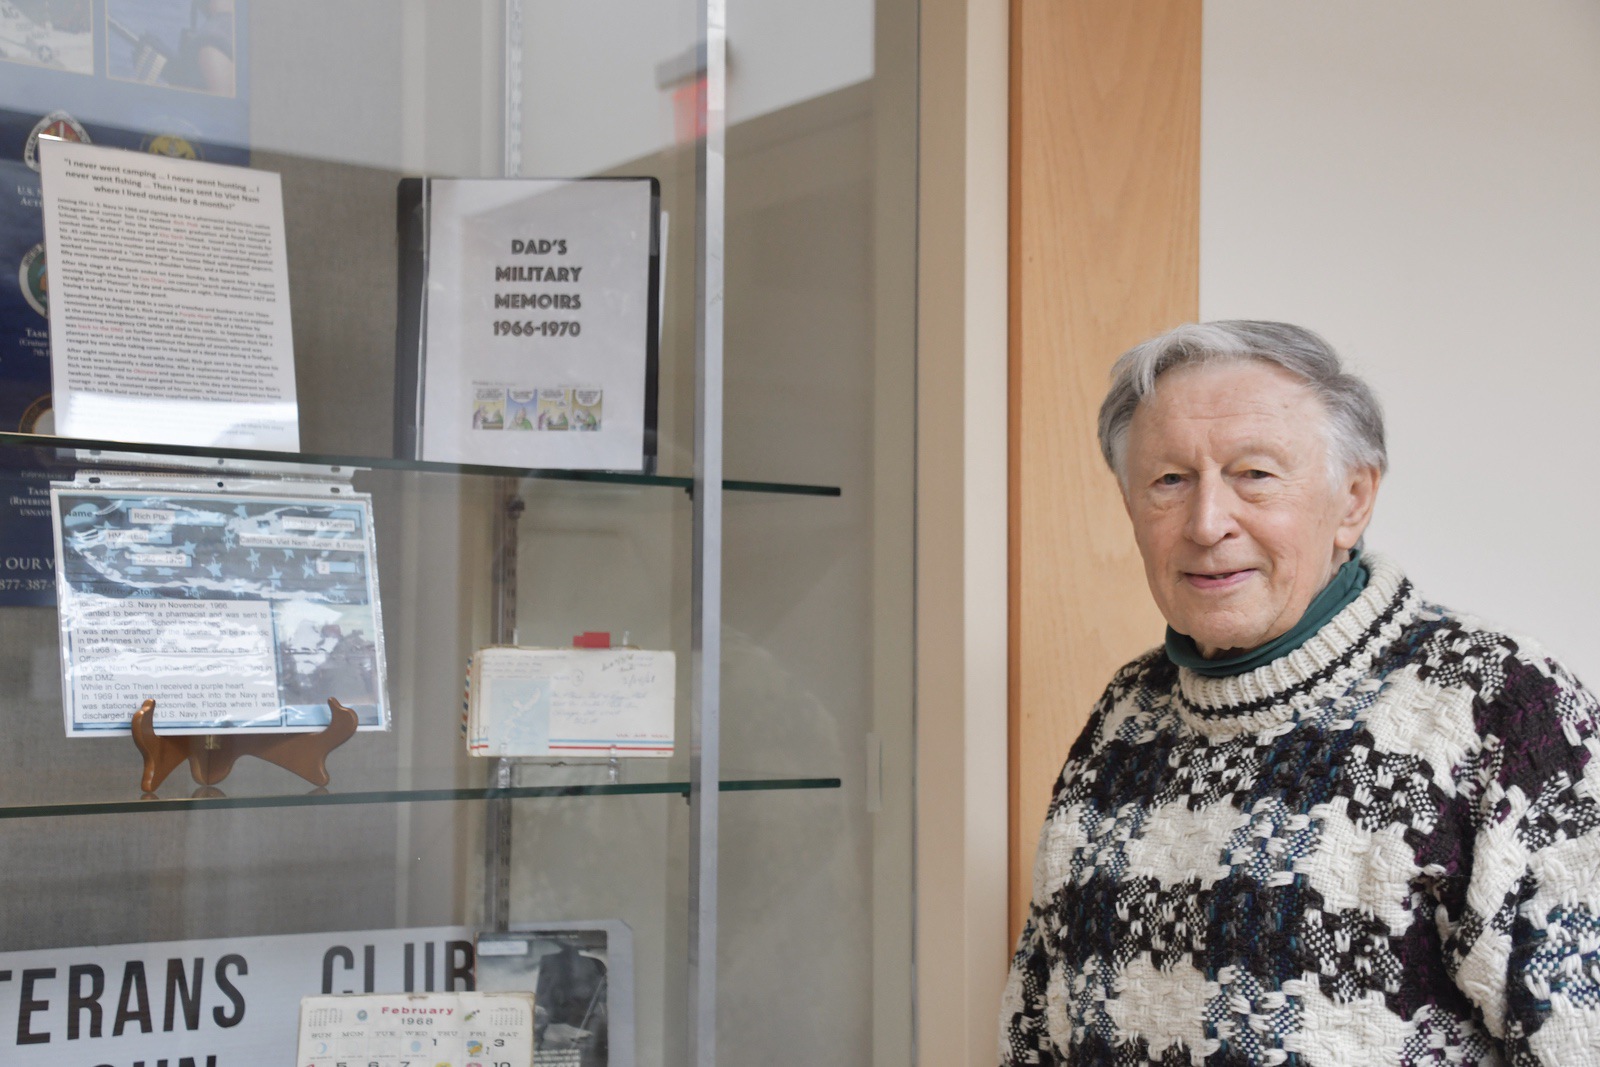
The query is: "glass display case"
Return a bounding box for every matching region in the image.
[0,1,916,1064]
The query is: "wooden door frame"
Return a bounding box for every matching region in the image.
[1007,0,1202,935]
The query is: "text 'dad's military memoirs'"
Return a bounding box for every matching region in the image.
[398,177,660,472]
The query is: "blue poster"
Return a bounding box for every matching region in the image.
[0,0,249,603]
[0,457,58,603]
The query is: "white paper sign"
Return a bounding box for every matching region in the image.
[40,139,300,451]
[419,178,656,471]
[0,926,474,1067]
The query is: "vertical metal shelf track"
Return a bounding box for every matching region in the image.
[688,0,728,1061]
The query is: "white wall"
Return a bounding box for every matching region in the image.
[249,0,876,188]
[520,0,874,176]
[1202,0,1600,684]
[249,0,503,176]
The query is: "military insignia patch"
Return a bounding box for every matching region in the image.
[24,110,89,172]
[18,241,46,318]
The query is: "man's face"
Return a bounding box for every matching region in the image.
[1121,360,1379,657]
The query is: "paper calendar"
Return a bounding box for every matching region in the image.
[297,992,536,1067]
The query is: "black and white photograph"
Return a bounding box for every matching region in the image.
[0,0,92,76]
[477,922,634,1067]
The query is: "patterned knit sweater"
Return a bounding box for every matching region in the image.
[1000,555,1600,1066]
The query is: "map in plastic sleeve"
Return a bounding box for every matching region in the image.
[51,483,388,736]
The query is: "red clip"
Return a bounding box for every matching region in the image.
[573,631,611,649]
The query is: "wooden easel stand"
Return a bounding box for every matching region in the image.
[132,698,359,793]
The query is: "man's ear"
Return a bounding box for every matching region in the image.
[1334,466,1381,551]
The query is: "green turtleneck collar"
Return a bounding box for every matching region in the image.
[1164,550,1368,678]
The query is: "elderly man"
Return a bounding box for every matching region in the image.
[1001,322,1600,1065]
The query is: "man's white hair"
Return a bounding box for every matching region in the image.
[1097,320,1388,488]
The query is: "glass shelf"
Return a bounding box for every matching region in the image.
[0,770,842,821]
[0,431,841,497]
